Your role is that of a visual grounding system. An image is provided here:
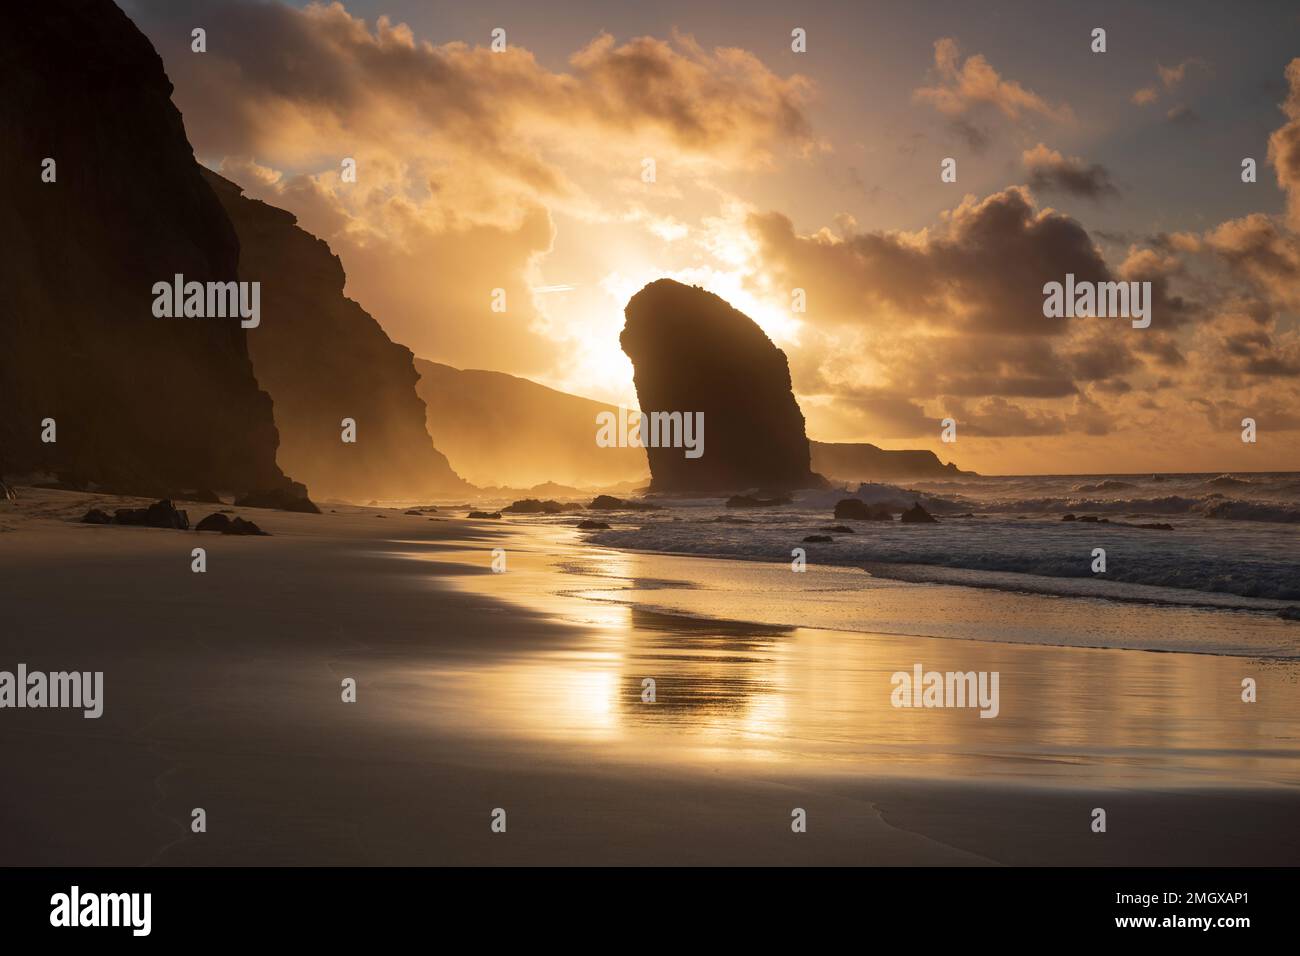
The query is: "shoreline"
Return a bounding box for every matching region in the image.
[567,541,1300,647]
[2,487,1298,865]
[467,530,1300,659]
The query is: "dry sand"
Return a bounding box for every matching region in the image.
[1,487,1297,865]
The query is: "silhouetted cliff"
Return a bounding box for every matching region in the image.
[414,360,649,489]
[810,441,971,481]
[0,1,288,496]
[205,172,469,501]
[620,280,823,493]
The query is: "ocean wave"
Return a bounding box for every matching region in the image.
[1206,474,1252,488]
[1073,479,1137,492]
[584,505,1300,604]
[925,493,1300,523]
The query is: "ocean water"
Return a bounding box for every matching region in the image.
[571,472,1300,616]
[422,522,1300,779]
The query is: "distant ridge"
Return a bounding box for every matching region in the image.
[809,441,972,481]
[413,360,649,489]
[413,359,970,490]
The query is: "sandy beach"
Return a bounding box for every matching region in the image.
[1,487,1297,866]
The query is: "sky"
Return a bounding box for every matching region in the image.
[123,0,1300,474]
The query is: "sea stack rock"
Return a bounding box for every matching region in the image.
[203,171,469,501]
[620,280,823,493]
[0,2,289,496]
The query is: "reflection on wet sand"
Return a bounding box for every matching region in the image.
[412,524,1300,787]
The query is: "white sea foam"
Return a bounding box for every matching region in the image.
[575,472,1300,611]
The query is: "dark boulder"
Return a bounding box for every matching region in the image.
[577,519,610,530]
[196,512,266,535]
[900,503,937,524]
[467,511,501,519]
[114,499,189,529]
[620,279,824,493]
[80,508,113,525]
[195,513,230,532]
[503,498,565,514]
[834,499,893,521]
[802,534,833,543]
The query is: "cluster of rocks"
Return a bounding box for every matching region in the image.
[834,499,893,521]
[467,494,665,529]
[194,513,266,535]
[827,499,938,524]
[403,506,440,517]
[502,499,567,514]
[82,499,190,529]
[80,499,265,534]
[794,500,942,545]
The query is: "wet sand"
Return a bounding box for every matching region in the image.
[1,488,1298,865]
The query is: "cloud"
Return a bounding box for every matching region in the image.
[1203,213,1300,310]
[1268,58,1300,229]
[748,186,1109,337]
[566,31,813,155]
[948,118,991,153]
[741,187,1179,437]
[129,1,814,178]
[1132,58,1207,106]
[943,395,1105,438]
[123,0,815,374]
[1195,309,1300,380]
[914,38,1072,125]
[1158,58,1208,90]
[1022,144,1119,200]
